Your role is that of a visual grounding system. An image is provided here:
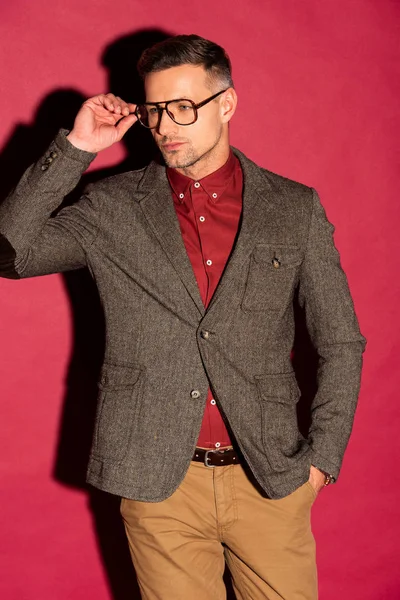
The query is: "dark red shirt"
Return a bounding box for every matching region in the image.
[167,151,243,449]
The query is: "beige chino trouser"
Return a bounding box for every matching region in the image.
[121,461,318,600]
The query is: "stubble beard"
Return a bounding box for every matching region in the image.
[158,129,222,172]
[161,144,198,169]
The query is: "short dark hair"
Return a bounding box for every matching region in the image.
[137,34,234,90]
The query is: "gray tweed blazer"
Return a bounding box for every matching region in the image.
[0,130,366,500]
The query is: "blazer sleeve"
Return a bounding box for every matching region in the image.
[298,188,367,480]
[0,130,98,279]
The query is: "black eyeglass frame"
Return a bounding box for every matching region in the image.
[135,88,229,129]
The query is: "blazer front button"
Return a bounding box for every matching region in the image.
[200,330,210,340]
[190,389,201,399]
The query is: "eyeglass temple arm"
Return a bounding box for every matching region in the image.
[194,88,229,109]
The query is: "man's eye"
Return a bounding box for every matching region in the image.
[148,107,159,114]
[178,104,192,111]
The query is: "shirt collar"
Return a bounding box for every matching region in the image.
[167,150,238,204]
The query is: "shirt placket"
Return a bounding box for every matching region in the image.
[190,181,231,448]
[190,181,211,306]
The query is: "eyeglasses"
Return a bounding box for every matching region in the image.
[135,89,229,129]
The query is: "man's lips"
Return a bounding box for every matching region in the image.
[162,142,185,151]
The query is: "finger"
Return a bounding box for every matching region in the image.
[115,96,131,116]
[101,94,116,111]
[103,93,119,110]
[103,94,134,116]
[115,113,138,138]
[112,97,122,114]
[106,95,126,116]
[117,98,136,116]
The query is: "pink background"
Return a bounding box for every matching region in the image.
[1,1,399,598]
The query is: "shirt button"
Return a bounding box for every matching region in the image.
[190,389,201,399]
[206,259,212,266]
[194,182,200,188]
[215,442,221,448]
[210,399,216,405]
[199,216,205,222]
[179,193,184,199]
[212,193,218,199]
[200,330,210,339]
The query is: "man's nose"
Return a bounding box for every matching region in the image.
[156,109,178,137]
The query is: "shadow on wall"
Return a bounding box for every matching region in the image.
[0,27,318,600]
[0,27,166,600]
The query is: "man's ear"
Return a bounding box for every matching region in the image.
[220,88,237,124]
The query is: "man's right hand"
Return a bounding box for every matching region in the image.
[66,93,138,153]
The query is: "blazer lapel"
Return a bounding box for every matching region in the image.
[205,148,275,314]
[137,162,205,317]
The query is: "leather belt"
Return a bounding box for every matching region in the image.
[192,447,240,468]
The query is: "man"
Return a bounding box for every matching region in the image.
[0,35,365,599]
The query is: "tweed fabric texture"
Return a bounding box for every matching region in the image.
[0,130,366,500]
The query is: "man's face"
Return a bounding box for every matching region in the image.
[144,65,230,171]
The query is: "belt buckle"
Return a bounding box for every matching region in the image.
[204,449,216,468]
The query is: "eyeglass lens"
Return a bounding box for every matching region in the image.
[137,100,196,128]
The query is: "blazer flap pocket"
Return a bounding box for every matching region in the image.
[99,362,143,388]
[252,244,303,267]
[255,373,300,403]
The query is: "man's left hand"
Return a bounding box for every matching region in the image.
[308,465,326,495]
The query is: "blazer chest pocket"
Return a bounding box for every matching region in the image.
[242,244,303,312]
[93,362,144,461]
[255,372,309,472]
